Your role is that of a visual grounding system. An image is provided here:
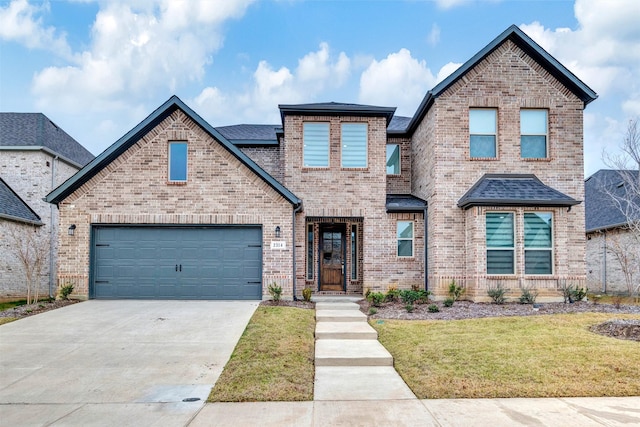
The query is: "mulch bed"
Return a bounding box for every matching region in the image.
[0,299,80,319]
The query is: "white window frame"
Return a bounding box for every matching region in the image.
[486,212,515,275]
[341,123,368,168]
[469,108,497,159]
[386,144,401,175]
[168,141,188,182]
[524,212,554,275]
[397,221,414,258]
[520,109,548,159]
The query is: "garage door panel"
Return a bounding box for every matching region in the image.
[92,226,262,300]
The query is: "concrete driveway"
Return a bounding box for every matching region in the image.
[0,300,258,426]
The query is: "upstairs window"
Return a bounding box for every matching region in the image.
[524,212,553,274]
[470,109,497,158]
[521,109,548,158]
[397,221,414,257]
[303,123,330,167]
[168,141,188,182]
[386,144,400,175]
[486,212,514,274]
[341,123,368,168]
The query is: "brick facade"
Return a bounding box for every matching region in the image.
[1,151,79,298]
[587,229,640,295]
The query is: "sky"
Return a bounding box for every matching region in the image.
[1,0,639,177]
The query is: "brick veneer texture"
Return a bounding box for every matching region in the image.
[586,229,639,295]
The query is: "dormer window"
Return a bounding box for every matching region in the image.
[168,141,187,182]
[303,122,330,167]
[341,123,367,168]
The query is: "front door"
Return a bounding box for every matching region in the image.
[320,225,345,291]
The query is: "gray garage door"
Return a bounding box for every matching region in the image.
[91,226,262,300]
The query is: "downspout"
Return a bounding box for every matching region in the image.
[424,205,429,292]
[292,203,303,301]
[602,231,607,293]
[49,155,59,299]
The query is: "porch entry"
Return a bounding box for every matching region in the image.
[320,224,345,291]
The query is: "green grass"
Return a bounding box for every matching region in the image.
[372,313,640,399]
[0,299,29,311]
[208,306,315,402]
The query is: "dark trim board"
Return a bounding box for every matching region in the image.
[89,224,263,300]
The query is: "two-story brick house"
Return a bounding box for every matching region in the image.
[1,113,94,298]
[46,25,596,301]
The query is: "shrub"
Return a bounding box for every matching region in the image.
[560,282,575,303]
[443,298,454,308]
[268,283,283,302]
[368,307,378,316]
[302,287,312,302]
[405,303,415,313]
[58,283,74,300]
[428,304,440,313]
[367,292,385,307]
[571,287,588,302]
[386,285,400,302]
[519,287,538,305]
[487,285,506,304]
[400,289,429,305]
[448,280,465,301]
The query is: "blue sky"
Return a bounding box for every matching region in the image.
[1,0,639,177]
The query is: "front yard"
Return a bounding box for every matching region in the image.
[372,312,640,399]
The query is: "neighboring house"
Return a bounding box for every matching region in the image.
[0,113,94,298]
[585,169,640,294]
[46,25,596,302]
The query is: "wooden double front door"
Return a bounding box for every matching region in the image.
[320,224,345,291]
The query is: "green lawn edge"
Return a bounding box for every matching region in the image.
[372,313,640,399]
[208,305,315,402]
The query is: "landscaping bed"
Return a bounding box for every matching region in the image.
[0,299,79,321]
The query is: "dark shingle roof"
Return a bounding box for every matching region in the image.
[388,116,411,133]
[0,177,42,225]
[585,169,640,232]
[214,124,279,145]
[457,174,579,209]
[386,194,427,212]
[0,113,94,166]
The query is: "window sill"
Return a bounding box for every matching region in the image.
[469,157,498,161]
[521,157,552,162]
[167,181,187,186]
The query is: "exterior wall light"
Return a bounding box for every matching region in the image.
[68,224,76,236]
[275,226,281,238]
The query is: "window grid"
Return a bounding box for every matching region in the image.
[470,108,497,158]
[397,221,414,258]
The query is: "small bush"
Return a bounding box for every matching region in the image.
[367,292,385,307]
[561,283,575,303]
[443,298,454,308]
[428,304,440,313]
[448,280,465,301]
[400,289,429,305]
[368,307,378,315]
[405,303,415,313]
[386,285,401,302]
[487,285,506,304]
[302,287,312,302]
[571,287,588,302]
[519,287,538,305]
[612,295,623,309]
[58,283,74,300]
[268,283,283,302]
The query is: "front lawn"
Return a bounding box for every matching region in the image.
[372,313,640,399]
[208,305,315,402]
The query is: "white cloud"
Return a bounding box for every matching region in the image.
[192,43,353,125]
[435,0,471,10]
[435,62,462,84]
[358,49,436,115]
[0,0,71,58]
[30,0,254,113]
[427,23,440,47]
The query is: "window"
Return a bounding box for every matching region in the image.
[341,123,367,168]
[386,144,400,175]
[351,224,358,280]
[397,221,414,257]
[303,123,329,167]
[521,110,548,158]
[169,142,187,182]
[524,212,553,274]
[307,224,314,280]
[470,109,497,158]
[486,213,514,274]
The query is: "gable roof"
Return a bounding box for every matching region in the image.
[45,96,301,207]
[585,169,640,232]
[0,113,94,167]
[279,102,396,127]
[457,174,580,210]
[0,177,42,225]
[405,25,598,136]
[215,124,279,146]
